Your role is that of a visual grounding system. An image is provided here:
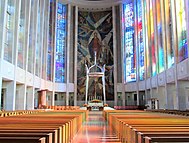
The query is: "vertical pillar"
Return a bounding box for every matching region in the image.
[38,90,47,108]
[85,68,89,104]
[157,86,166,109]
[102,66,106,104]
[177,81,188,110]
[66,4,71,106]
[5,81,16,110]
[170,0,179,110]
[112,6,118,106]
[119,4,125,106]
[74,6,78,106]
[166,83,175,109]
[133,0,140,106]
[52,0,57,107]
[15,84,26,110]
[26,87,34,110]
[51,90,55,106]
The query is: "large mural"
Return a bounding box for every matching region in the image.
[77,11,114,101]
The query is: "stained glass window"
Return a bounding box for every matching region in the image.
[175,0,188,62]
[47,0,55,81]
[28,0,34,73]
[137,0,145,80]
[55,3,66,82]
[42,1,49,79]
[4,0,15,63]
[149,0,156,76]
[17,0,25,69]
[123,3,136,83]
[0,0,4,57]
[156,0,164,73]
[144,0,150,78]
[165,0,174,68]
[35,0,41,76]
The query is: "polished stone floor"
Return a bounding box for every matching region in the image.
[72,111,121,143]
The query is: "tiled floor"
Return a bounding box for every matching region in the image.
[72,111,121,143]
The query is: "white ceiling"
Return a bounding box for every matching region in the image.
[62,0,123,11]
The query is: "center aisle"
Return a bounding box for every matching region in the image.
[72,111,121,143]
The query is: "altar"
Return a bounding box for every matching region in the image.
[85,52,106,106]
[88,102,104,111]
[88,102,103,107]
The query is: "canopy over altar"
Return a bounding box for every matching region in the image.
[85,52,106,104]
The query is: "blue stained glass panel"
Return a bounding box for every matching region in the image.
[137,0,145,80]
[123,3,136,83]
[55,3,67,82]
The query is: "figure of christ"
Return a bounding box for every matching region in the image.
[88,32,102,60]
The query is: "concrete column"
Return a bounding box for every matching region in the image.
[74,6,78,106]
[170,1,179,110]
[185,88,189,109]
[119,4,125,107]
[5,81,16,110]
[38,90,47,108]
[157,86,166,109]
[51,90,55,106]
[52,0,58,106]
[112,6,118,106]
[26,87,34,110]
[66,4,71,106]
[15,84,26,110]
[177,81,189,110]
[166,83,175,109]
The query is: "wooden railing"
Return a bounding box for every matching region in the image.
[114,105,146,110]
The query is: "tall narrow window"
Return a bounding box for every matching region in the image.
[144,0,150,78]
[149,0,156,76]
[47,0,55,81]
[0,1,1,19]
[156,0,164,73]
[28,0,34,73]
[123,3,136,83]
[0,0,4,57]
[42,1,49,79]
[165,0,174,68]
[137,0,145,80]
[55,3,67,82]
[17,1,25,69]
[35,0,41,76]
[175,0,188,62]
[4,0,15,63]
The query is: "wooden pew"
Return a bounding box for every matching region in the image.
[137,130,189,143]
[144,136,189,143]
[104,110,189,143]
[0,110,88,143]
[0,136,46,143]
[0,129,58,143]
[0,132,53,143]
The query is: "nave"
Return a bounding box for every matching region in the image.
[0,108,189,143]
[72,111,121,143]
